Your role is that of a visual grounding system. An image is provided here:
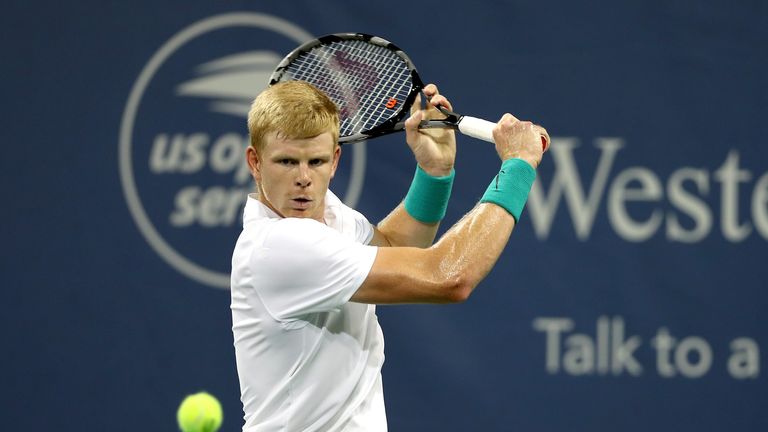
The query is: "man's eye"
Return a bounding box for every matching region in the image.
[279,159,296,165]
[309,159,325,166]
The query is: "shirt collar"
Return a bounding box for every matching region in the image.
[242,190,343,227]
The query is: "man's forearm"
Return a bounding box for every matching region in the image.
[428,203,516,299]
[354,202,516,305]
[426,157,536,298]
[375,164,454,248]
[376,204,440,248]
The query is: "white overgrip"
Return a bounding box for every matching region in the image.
[457,116,496,143]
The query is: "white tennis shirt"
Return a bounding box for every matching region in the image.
[231,190,386,432]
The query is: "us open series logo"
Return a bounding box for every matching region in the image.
[119,13,368,289]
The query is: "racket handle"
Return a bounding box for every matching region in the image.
[459,116,549,151]
[457,116,496,143]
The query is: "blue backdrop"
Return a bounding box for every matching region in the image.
[2,1,767,431]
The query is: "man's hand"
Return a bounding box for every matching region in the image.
[403,84,457,177]
[492,113,550,169]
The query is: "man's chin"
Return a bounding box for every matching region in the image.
[285,207,320,220]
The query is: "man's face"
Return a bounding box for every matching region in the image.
[248,131,341,222]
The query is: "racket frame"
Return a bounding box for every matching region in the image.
[269,33,445,144]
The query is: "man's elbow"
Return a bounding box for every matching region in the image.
[441,275,474,304]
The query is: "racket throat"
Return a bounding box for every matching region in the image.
[418,104,462,130]
[418,118,461,130]
[391,115,461,133]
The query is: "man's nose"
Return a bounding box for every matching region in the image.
[295,163,311,187]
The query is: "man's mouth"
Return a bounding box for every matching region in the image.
[291,197,312,209]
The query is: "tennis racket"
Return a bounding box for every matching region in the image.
[269,33,548,149]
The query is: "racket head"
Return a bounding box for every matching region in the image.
[269,33,425,144]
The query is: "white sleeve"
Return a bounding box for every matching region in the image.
[251,218,378,321]
[350,207,375,245]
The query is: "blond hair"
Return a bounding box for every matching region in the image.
[247,81,340,152]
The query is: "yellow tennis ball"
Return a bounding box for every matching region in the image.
[176,392,223,432]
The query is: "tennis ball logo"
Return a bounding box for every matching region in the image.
[119,12,368,289]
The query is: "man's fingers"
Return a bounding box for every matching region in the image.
[499,113,521,127]
[423,84,454,114]
[493,114,519,144]
[410,93,423,116]
[534,125,550,152]
[428,94,452,111]
[423,83,438,97]
[404,109,423,131]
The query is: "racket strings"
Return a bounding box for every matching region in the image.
[336,41,407,134]
[348,41,412,132]
[303,42,387,132]
[290,42,406,130]
[366,56,411,130]
[282,39,414,137]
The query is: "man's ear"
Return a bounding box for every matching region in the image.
[246,146,261,183]
[329,145,341,179]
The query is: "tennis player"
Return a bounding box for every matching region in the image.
[231,81,548,431]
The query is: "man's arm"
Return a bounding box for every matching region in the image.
[372,84,456,248]
[369,205,439,248]
[352,115,548,304]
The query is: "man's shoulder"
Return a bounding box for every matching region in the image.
[326,189,372,236]
[261,217,340,248]
[326,189,367,218]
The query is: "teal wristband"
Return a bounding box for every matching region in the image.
[480,158,536,222]
[404,165,455,223]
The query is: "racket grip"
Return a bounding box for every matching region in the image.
[459,116,549,151]
[457,116,496,143]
